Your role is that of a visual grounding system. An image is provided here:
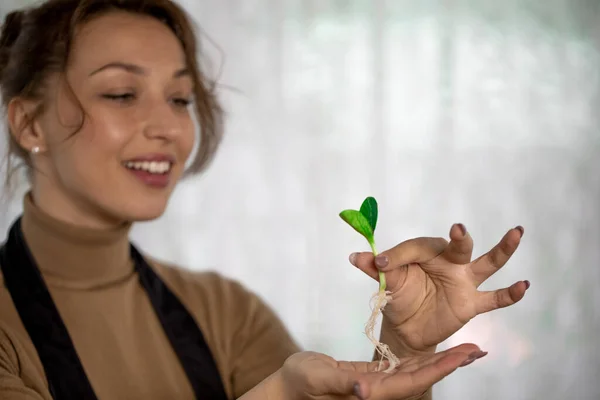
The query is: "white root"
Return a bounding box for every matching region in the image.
[365,290,400,373]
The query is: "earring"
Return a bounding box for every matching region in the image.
[31,146,40,154]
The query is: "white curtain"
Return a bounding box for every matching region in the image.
[1,0,599,398]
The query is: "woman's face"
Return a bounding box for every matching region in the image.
[31,11,195,228]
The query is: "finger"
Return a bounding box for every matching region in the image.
[349,252,380,281]
[441,223,474,265]
[469,226,524,285]
[475,280,530,315]
[312,360,388,399]
[336,359,390,374]
[397,343,483,372]
[371,352,471,400]
[408,352,470,390]
[370,237,449,272]
[327,361,380,400]
[348,345,485,399]
[309,365,362,398]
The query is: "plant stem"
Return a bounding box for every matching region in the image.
[369,240,387,292]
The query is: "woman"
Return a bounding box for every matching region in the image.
[0,1,529,399]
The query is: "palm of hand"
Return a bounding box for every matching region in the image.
[353,224,529,352]
[280,343,483,400]
[384,259,481,350]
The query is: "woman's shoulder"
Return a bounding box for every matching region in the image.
[145,257,259,310]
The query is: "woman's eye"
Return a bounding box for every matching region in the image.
[100,93,191,108]
[172,97,192,108]
[102,93,136,103]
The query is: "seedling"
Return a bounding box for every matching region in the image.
[339,196,399,372]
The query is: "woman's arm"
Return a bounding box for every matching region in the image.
[0,332,48,400]
[238,344,480,400]
[237,370,283,400]
[214,275,300,397]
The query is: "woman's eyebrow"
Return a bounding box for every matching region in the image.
[88,62,189,78]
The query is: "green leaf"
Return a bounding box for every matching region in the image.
[359,197,378,232]
[339,209,374,243]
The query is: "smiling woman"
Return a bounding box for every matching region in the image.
[0,2,219,228]
[0,1,299,399]
[0,1,524,400]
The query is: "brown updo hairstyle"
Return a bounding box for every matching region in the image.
[0,0,223,186]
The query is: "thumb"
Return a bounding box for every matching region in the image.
[315,368,362,398]
[313,362,382,400]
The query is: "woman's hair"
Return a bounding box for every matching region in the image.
[0,0,223,186]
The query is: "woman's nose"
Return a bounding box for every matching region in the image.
[142,103,182,141]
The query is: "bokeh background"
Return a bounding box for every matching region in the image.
[1,0,599,399]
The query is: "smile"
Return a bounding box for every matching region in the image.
[123,157,174,189]
[124,160,172,174]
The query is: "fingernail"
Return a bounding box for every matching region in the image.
[460,351,488,367]
[349,252,358,266]
[374,255,389,269]
[353,382,365,400]
[524,280,531,290]
[515,225,524,237]
[470,351,488,360]
[455,223,467,236]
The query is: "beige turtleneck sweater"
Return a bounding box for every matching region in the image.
[0,195,300,399]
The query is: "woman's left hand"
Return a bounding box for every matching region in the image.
[256,343,485,400]
[350,223,529,353]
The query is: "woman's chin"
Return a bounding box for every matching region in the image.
[117,201,169,223]
[125,208,167,222]
[91,190,174,226]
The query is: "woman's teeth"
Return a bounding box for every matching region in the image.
[125,161,171,174]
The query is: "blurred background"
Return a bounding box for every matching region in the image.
[1,0,599,398]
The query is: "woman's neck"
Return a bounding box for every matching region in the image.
[31,183,127,231]
[20,191,134,289]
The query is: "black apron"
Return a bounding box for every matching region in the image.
[0,217,229,400]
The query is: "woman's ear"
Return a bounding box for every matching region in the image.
[7,98,47,154]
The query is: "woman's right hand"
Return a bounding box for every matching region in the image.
[258,343,486,399]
